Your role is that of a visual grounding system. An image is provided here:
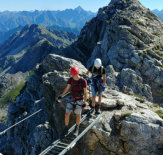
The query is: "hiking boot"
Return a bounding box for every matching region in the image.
[90,106,95,116]
[74,125,79,137]
[60,126,69,138]
[95,105,101,114]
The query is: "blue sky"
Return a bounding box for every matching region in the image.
[0,0,162,12]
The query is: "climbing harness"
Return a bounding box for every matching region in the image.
[86,77,105,93]
[57,96,85,111]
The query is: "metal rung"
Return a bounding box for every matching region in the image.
[57,142,68,146]
[54,145,66,149]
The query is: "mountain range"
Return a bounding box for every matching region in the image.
[152,9,163,21]
[0,6,96,43]
[0,6,96,32]
[0,7,163,44]
[0,0,163,154]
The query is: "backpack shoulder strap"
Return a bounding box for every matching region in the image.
[70,77,74,86]
[79,77,84,88]
[91,66,94,73]
[101,66,103,75]
[71,77,83,89]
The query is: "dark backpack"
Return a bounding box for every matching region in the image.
[91,66,103,75]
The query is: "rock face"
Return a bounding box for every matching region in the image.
[1,54,162,155]
[63,0,163,105]
[0,69,48,154]
[0,72,28,97]
[39,55,163,155]
[1,0,163,155]
[75,107,163,155]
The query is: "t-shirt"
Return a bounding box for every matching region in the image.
[88,66,105,79]
[67,77,87,98]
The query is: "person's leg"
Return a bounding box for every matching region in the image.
[92,95,96,107]
[98,95,102,105]
[90,84,96,115]
[74,101,82,124]
[65,112,71,126]
[91,84,96,107]
[76,114,81,125]
[61,112,71,137]
[96,94,102,114]
[74,104,82,136]
[74,114,81,136]
[61,103,72,137]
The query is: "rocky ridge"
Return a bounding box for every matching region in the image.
[0,24,77,74]
[1,54,162,155]
[0,0,163,154]
[63,0,163,105]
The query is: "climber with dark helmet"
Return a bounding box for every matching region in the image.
[58,66,87,137]
[86,58,106,114]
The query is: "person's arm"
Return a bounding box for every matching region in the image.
[83,87,87,104]
[86,70,90,76]
[60,84,71,97]
[102,74,106,86]
[86,66,92,76]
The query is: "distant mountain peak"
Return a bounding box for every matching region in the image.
[74,6,84,13]
[75,6,83,11]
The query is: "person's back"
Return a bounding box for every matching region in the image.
[89,65,104,80]
[68,77,85,99]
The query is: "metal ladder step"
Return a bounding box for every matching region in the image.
[54,145,67,149]
[57,142,69,146]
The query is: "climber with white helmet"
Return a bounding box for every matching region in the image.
[86,58,106,114]
[58,66,87,137]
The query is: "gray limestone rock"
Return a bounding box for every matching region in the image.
[120,68,153,101]
[1,0,163,154]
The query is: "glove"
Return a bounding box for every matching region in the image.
[57,95,62,100]
[82,103,86,108]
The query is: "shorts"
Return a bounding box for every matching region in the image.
[63,96,84,114]
[91,84,103,96]
[91,78,103,96]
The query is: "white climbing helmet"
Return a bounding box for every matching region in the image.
[94,58,102,67]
